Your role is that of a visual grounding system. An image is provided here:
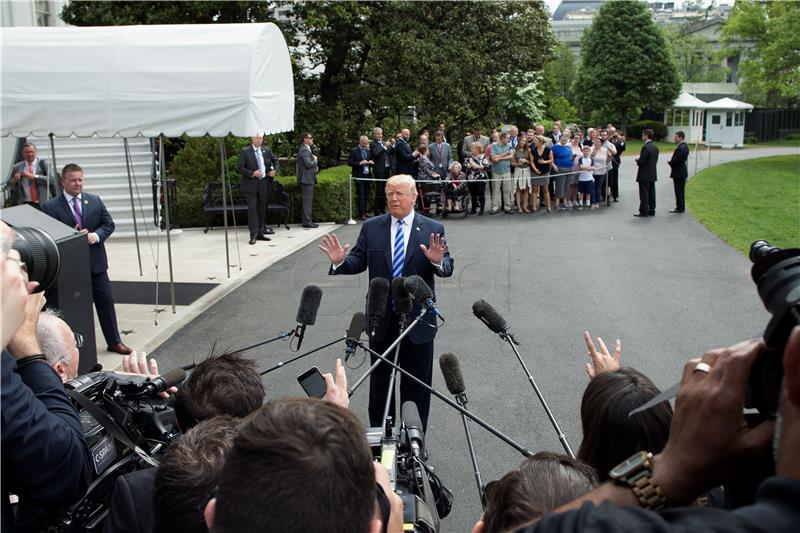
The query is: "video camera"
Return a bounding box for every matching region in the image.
[367,402,453,533]
[26,370,185,532]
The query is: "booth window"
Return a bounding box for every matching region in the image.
[712,115,721,125]
[726,112,733,127]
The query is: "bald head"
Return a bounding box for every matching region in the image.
[37,310,79,382]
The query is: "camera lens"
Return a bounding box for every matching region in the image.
[749,240,777,263]
[12,226,61,293]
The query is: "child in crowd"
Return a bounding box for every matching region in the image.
[577,146,594,209]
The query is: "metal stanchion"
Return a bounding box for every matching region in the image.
[346,174,357,225]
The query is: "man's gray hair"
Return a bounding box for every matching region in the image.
[37,308,72,367]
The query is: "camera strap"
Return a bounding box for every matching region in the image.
[66,388,159,468]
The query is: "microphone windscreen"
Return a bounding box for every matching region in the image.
[296,285,323,326]
[346,312,366,340]
[391,276,413,316]
[472,299,507,334]
[438,353,465,395]
[367,277,390,319]
[401,401,423,432]
[159,367,187,389]
[404,275,433,302]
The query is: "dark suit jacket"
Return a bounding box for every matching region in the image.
[6,159,58,205]
[237,145,279,194]
[296,143,318,185]
[636,141,659,183]
[370,140,392,177]
[330,212,453,344]
[42,193,115,274]
[668,142,689,179]
[1,351,92,532]
[348,145,374,179]
[103,467,156,533]
[394,138,415,175]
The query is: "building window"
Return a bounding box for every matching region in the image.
[735,112,744,126]
[35,0,51,26]
[726,112,733,127]
[712,114,721,125]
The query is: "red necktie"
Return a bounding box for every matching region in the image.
[28,163,38,203]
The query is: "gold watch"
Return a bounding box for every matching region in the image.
[609,451,668,511]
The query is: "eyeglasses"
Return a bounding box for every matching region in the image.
[53,332,83,363]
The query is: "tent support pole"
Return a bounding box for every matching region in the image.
[220,141,241,271]
[219,139,231,279]
[159,135,176,313]
[123,138,143,276]
[47,133,57,202]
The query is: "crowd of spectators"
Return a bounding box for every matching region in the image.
[350,121,627,218]
[2,215,798,533]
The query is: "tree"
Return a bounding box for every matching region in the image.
[663,24,728,83]
[720,0,800,107]
[62,1,272,26]
[541,42,578,121]
[571,0,681,131]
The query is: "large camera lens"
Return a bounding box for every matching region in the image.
[12,226,61,293]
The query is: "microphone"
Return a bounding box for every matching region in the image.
[439,352,485,508]
[401,401,426,460]
[366,277,390,338]
[472,299,516,343]
[344,312,366,362]
[295,285,323,350]
[391,276,413,323]
[125,367,186,397]
[404,275,445,322]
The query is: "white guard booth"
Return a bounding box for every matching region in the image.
[704,97,754,149]
[664,92,707,144]
[1,23,294,309]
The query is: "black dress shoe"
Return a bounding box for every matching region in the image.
[263,227,275,235]
[669,209,684,213]
[257,235,271,241]
[249,238,256,245]
[648,211,656,216]
[302,223,319,228]
[633,213,648,218]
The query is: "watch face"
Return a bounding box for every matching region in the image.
[610,451,648,479]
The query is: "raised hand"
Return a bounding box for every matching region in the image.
[420,233,446,265]
[584,330,621,379]
[319,233,350,265]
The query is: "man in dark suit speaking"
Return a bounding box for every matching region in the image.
[42,164,131,355]
[319,174,454,429]
[237,134,278,245]
[634,128,659,218]
[668,130,690,213]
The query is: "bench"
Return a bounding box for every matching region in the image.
[203,181,290,233]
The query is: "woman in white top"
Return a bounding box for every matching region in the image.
[512,136,533,213]
[590,138,609,209]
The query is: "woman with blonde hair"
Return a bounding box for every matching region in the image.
[512,136,533,213]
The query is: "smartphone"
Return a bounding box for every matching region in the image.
[297,366,326,399]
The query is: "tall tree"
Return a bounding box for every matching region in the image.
[720,0,800,107]
[663,24,728,83]
[62,1,273,25]
[572,0,680,130]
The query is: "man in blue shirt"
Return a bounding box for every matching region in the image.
[489,133,514,214]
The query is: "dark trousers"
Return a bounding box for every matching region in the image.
[467,181,485,212]
[368,314,434,431]
[300,183,314,225]
[609,165,620,199]
[92,270,121,346]
[638,181,656,215]
[356,174,372,216]
[592,173,606,204]
[245,178,268,238]
[374,169,388,214]
[673,176,686,211]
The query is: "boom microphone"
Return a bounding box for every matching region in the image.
[125,367,186,398]
[404,275,444,321]
[401,401,425,460]
[295,285,323,351]
[344,312,366,362]
[367,277,390,337]
[391,276,413,320]
[472,299,516,343]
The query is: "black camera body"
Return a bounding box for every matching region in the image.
[28,372,181,533]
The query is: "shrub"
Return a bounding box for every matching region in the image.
[273,165,354,224]
[627,120,668,141]
[743,135,758,144]
[784,132,800,141]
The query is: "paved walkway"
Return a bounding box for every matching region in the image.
[143,145,795,532]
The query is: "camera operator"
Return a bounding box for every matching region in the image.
[1,222,92,532]
[36,309,81,382]
[514,331,800,533]
[203,398,404,533]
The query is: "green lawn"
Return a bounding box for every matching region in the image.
[687,155,800,255]
[744,139,800,149]
[621,139,674,154]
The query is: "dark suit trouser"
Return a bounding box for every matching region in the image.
[673,176,686,211]
[92,270,121,346]
[245,178,268,238]
[374,168,388,214]
[300,183,314,225]
[609,165,620,199]
[356,173,372,216]
[368,314,433,431]
[638,182,656,215]
[467,182,485,212]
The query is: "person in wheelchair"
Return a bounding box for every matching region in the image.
[444,161,468,214]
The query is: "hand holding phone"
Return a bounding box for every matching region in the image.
[297,366,326,398]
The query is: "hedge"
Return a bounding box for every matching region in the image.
[626,120,668,141]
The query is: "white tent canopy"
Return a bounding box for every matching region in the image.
[672,92,709,109]
[705,97,754,111]
[1,23,294,137]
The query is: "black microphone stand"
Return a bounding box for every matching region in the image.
[229,329,296,356]
[380,311,408,426]
[348,307,429,396]
[499,331,575,458]
[453,391,485,509]
[355,341,534,458]
[259,336,344,375]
